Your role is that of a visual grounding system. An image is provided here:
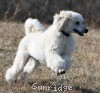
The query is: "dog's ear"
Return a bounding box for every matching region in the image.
[54,11,72,22]
[54,14,63,22]
[59,11,67,17]
[54,11,66,21]
[53,10,72,31]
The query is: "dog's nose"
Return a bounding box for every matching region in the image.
[84,28,88,33]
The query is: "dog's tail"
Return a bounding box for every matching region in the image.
[24,18,46,35]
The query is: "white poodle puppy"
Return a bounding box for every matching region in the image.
[5,10,88,84]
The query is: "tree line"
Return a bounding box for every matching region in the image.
[0,0,100,27]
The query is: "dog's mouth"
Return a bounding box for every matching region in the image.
[73,29,84,36]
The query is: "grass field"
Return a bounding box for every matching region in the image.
[0,22,100,93]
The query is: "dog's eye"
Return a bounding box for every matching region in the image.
[75,21,80,25]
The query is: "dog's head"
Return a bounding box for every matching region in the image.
[53,10,88,36]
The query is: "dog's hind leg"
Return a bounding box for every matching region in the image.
[5,49,29,84]
[18,57,39,81]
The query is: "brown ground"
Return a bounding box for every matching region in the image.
[0,22,100,93]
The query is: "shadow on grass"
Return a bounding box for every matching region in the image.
[74,86,99,93]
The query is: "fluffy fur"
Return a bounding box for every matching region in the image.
[5,10,88,84]
[24,18,46,34]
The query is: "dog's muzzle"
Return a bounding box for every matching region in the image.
[73,28,88,36]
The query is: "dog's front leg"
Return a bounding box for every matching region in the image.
[46,53,67,76]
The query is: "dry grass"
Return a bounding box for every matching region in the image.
[0,22,100,93]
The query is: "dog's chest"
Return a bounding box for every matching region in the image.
[52,35,74,55]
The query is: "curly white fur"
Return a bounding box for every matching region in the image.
[5,10,88,84]
[24,18,46,34]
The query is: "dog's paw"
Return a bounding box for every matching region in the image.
[57,69,66,76]
[5,68,17,84]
